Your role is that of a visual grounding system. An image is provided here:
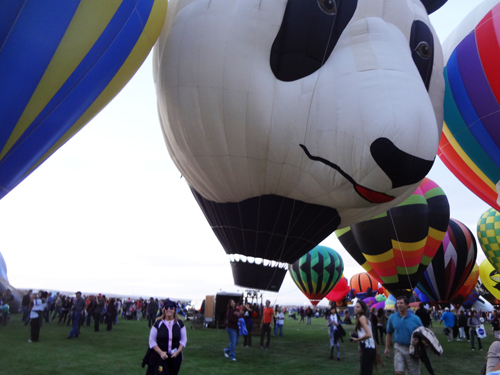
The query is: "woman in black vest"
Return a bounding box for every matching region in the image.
[149,300,187,375]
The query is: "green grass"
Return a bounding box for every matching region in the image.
[0,315,491,374]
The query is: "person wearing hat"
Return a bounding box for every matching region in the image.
[68,291,86,339]
[439,307,455,342]
[148,300,187,374]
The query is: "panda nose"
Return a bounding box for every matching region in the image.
[370,138,434,189]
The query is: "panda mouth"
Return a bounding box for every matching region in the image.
[299,144,395,204]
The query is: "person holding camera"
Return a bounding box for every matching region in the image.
[351,300,377,374]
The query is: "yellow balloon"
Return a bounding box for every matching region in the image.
[479,258,500,301]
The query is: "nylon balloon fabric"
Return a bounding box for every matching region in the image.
[349,273,378,297]
[0,0,167,199]
[450,263,479,305]
[336,178,450,297]
[417,219,477,303]
[438,0,500,210]
[479,258,500,302]
[478,207,500,272]
[155,0,446,265]
[289,246,343,306]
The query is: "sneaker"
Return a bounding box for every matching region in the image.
[259,346,264,349]
[231,358,237,361]
[224,351,229,358]
[480,349,483,351]
[468,340,470,342]
[472,348,475,351]
[28,339,32,343]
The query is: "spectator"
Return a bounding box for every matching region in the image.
[439,307,455,342]
[29,291,47,343]
[224,299,240,361]
[260,300,274,349]
[468,310,483,351]
[457,310,469,342]
[327,306,341,360]
[274,307,284,338]
[415,303,431,328]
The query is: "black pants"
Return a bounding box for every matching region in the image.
[243,333,252,346]
[360,342,376,375]
[260,323,271,348]
[30,315,41,342]
[154,355,183,375]
[94,312,101,331]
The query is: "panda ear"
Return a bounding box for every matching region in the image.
[421,0,448,14]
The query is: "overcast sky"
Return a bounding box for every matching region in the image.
[0,0,492,305]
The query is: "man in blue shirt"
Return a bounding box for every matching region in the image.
[385,296,422,375]
[439,307,455,342]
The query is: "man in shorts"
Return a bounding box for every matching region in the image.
[385,296,422,375]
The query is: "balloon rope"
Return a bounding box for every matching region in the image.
[388,210,415,294]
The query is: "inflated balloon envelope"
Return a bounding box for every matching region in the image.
[478,207,500,272]
[0,0,168,199]
[336,178,450,297]
[154,0,447,274]
[438,0,500,210]
[479,258,500,302]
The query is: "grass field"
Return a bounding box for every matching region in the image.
[0,314,489,374]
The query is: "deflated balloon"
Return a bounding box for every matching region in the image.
[336,178,450,297]
[417,219,477,303]
[289,246,343,306]
[438,0,500,210]
[0,0,167,199]
[155,0,446,267]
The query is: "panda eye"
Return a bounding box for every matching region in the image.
[415,42,431,59]
[317,0,337,15]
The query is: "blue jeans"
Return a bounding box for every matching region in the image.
[274,323,283,337]
[69,311,81,338]
[225,327,238,359]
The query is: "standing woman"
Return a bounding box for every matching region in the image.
[274,307,285,337]
[327,306,341,360]
[106,298,117,331]
[469,310,483,351]
[29,291,47,343]
[149,300,187,375]
[376,308,387,344]
[352,300,377,375]
[224,299,240,361]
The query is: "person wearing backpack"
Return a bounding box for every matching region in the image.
[148,300,187,375]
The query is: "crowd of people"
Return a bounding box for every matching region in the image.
[6,289,500,375]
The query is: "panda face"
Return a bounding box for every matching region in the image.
[156,0,445,227]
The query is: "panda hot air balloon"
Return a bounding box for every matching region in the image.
[438,0,500,210]
[417,219,477,303]
[0,0,167,199]
[289,246,343,306]
[154,0,447,274]
[336,178,450,297]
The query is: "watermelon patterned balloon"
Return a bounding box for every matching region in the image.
[289,246,343,306]
[478,207,500,272]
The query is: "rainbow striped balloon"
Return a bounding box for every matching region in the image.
[438,0,500,210]
[336,178,450,297]
[0,0,167,199]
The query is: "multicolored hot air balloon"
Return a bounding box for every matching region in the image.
[479,258,500,302]
[336,178,450,297]
[417,219,477,303]
[0,0,167,199]
[451,263,479,305]
[289,246,343,306]
[154,0,447,271]
[438,0,500,210]
[478,207,500,272]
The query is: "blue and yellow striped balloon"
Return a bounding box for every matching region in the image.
[0,0,167,199]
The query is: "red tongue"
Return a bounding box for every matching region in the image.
[355,185,395,204]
